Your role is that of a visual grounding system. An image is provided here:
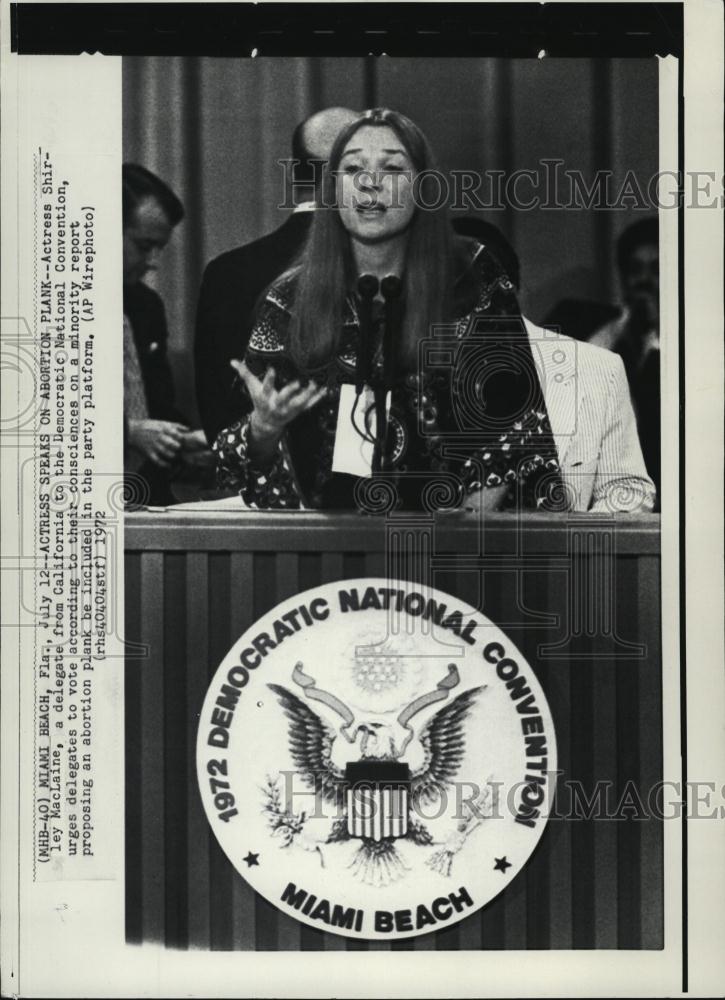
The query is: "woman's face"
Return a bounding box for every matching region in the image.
[336,124,416,243]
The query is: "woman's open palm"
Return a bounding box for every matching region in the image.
[231,359,327,440]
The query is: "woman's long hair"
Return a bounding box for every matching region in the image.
[288,108,453,371]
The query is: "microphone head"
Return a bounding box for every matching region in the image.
[381,274,403,300]
[357,273,379,299]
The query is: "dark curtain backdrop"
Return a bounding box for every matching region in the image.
[123,57,658,425]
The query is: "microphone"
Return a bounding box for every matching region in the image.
[380,275,402,392]
[381,274,402,298]
[355,274,379,394]
[371,275,403,472]
[357,273,380,298]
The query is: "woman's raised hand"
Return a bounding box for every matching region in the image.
[231,360,327,445]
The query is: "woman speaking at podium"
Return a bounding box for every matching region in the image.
[214,108,562,512]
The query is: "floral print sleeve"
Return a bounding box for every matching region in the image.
[213,283,304,509]
[214,413,302,508]
[459,412,563,510]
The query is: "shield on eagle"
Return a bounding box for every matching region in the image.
[345,761,410,842]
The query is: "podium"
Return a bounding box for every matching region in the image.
[124,509,662,951]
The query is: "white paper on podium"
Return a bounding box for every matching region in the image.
[331,383,391,477]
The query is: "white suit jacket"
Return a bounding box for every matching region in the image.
[524,319,656,512]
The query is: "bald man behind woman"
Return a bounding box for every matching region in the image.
[195,107,358,444]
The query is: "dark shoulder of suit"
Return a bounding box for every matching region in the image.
[201,212,312,328]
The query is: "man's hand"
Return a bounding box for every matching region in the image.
[231,359,327,448]
[128,418,187,468]
[180,428,211,453]
[179,428,215,473]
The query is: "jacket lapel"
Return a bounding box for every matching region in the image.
[524,319,580,466]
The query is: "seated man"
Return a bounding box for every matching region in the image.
[123,163,213,506]
[466,221,655,512]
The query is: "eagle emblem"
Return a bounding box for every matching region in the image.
[262,662,497,886]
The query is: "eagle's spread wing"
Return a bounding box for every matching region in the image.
[267,683,346,805]
[410,685,486,807]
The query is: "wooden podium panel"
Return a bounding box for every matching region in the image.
[124,511,662,951]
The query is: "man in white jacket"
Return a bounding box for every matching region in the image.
[451,221,655,513]
[524,317,655,512]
